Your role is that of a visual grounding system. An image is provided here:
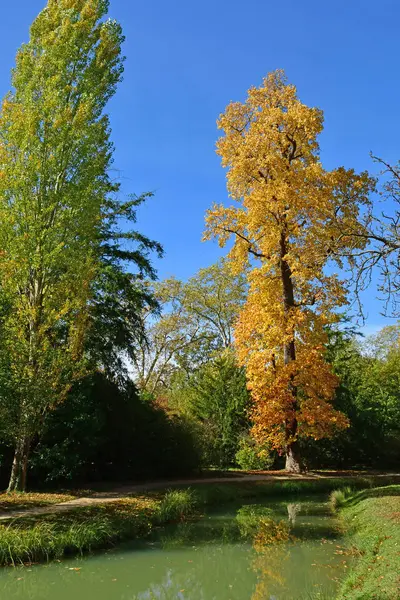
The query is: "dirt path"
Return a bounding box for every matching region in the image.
[1,471,398,521]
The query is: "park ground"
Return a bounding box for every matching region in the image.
[0,469,397,518]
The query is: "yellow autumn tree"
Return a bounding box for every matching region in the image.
[204,71,374,472]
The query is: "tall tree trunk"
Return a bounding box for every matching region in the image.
[285,440,302,473]
[7,436,31,492]
[280,230,303,474]
[20,438,31,491]
[8,304,40,493]
[7,439,23,492]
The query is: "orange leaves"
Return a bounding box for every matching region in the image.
[204,70,370,454]
[239,275,349,449]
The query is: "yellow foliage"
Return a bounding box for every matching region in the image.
[205,71,375,454]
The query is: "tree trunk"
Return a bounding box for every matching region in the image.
[7,439,23,492]
[280,229,304,473]
[285,441,302,473]
[7,436,31,492]
[20,440,31,491]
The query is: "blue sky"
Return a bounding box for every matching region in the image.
[1,0,399,333]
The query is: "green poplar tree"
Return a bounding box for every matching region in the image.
[0,0,124,491]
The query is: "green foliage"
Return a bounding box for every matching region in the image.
[0,0,163,493]
[157,489,198,523]
[329,487,354,511]
[133,259,246,394]
[235,436,274,471]
[182,259,247,350]
[169,350,249,468]
[337,485,400,600]
[301,325,400,469]
[88,192,163,380]
[26,372,200,486]
[0,0,126,490]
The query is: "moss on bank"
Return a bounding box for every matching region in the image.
[335,485,400,600]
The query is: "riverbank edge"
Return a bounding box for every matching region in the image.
[334,484,400,600]
[1,475,399,567]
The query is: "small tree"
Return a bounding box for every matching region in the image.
[183,259,247,349]
[204,71,374,472]
[0,0,124,490]
[132,260,247,393]
[132,277,209,394]
[169,349,249,467]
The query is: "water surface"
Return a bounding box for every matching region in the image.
[0,496,349,600]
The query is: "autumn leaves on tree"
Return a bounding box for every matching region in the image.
[205,71,375,472]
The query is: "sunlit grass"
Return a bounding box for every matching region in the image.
[336,485,400,600]
[0,491,198,565]
[156,489,197,523]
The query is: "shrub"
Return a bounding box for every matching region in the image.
[157,489,198,523]
[235,436,274,470]
[27,373,201,487]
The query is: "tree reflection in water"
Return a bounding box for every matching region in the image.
[287,502,302,526]
[237,503,296,600]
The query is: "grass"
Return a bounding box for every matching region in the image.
[334,484,400,599]
[156,488,197,522]
[0,490,199,566]
[329,486,355,511]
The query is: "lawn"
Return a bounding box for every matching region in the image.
[336,485,400,599]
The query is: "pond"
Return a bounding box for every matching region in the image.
[0,496,349,600]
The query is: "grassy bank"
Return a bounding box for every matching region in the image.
[333,485,400,600]
[0,489,197,566]
[1,475,400,567]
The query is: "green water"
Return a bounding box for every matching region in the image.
[0,496,349,600]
